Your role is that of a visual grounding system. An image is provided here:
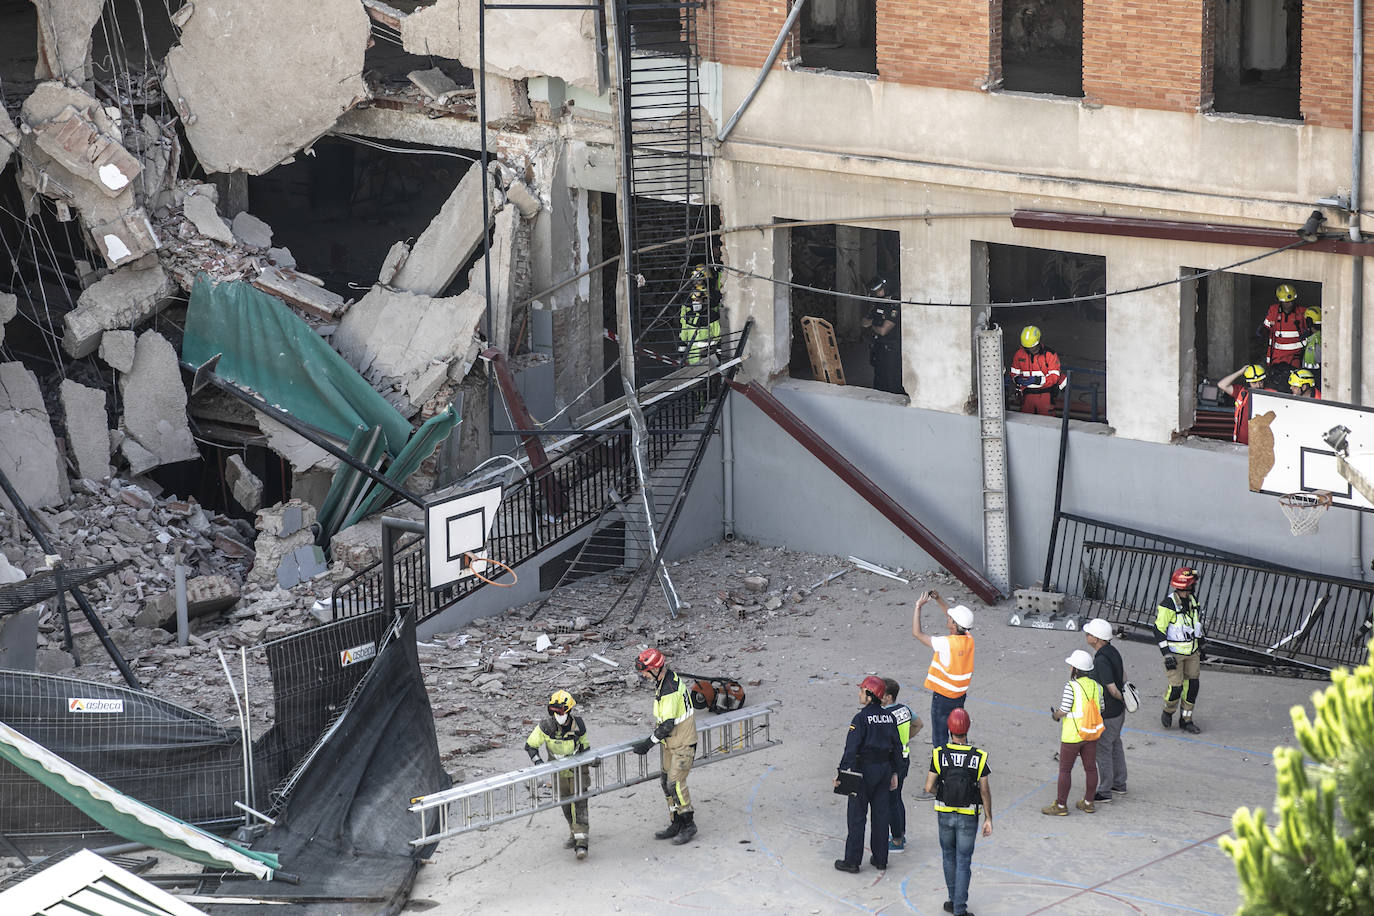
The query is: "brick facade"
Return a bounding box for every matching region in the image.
[1082,0,1211,112]
[876,0,999,90]
[1301,1,1374,129]
[704,0,791,71]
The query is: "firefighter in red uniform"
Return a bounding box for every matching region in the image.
[1217,364,1266,444]
[1008,326,1064,415]
[1259,284,1311,375]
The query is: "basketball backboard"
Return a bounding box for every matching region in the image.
[425,484,503,589]
[1247,390,1374,511]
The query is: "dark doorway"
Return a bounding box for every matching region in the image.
[1192,269,1320,388]
[1001,0,1084,97]
[1213,0,1301,119]
[986,242,1106,422]
[799,0,878,75]
[787,223,901,392]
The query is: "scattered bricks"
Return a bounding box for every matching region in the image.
[225,455,264,512]
[743,575,769,593]
[1014,588,1065,614]
[135,574,241,628]
[213,531,253,559]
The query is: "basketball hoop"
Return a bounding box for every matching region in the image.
[462,552,518,588]
[1279,491,1332,536]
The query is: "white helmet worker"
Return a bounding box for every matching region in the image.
[1083,618,1114,641]
[1065,649,1095,671]
[948,605,975,630]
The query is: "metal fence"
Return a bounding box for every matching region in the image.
[1046,511,1373,672]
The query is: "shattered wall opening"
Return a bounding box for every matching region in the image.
[1001,0,1084,97]
[245,136,477,297]
[1212,0,1301,119]
[798,0,878,75]
[983,241,1107,422]
[785,222,901,391]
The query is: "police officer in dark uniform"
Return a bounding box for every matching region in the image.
[861,277,904,394]
[833,675,902,873]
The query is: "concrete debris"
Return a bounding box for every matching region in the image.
[0,293,16,349]
[0,112,18,172]
[378,241,410,286]
[474,206,521,354]
[391,165,496,297]
[249,500,316,587]
[255,415,335,473]
[408,68,464,104]
[479,74,534,126]
[63,264,176,358]
[253,266,347,320]
[17,84,161,269]
[362,0,406,29]
[276,545,330,589]
[230,211,273,249]
[743,575,769,593]
[504,180,542,219]
[182,191,235,245]
[0,362,69,512]
[98,330,137,373]
[401,0,602,92]
[119,331,199,469]
[268,247,296,269]
[332,285,486,416]
[59,380,111,482]
[226,455,264,512]
[163,0,371,175]
[135,574,241,629]
[118,436,159,477]
[30,0,106,84]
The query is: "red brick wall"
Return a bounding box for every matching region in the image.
[876,1,999,90]
[1082,0,1211,112]
[703,0,791,71]
[1301,1,1374,129]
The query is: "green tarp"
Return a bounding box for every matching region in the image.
[342,403,460,529]
[182,275,412,457]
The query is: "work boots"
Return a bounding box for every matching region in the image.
[654,813,682,840]
[1180,717,1201,734]
[672,811,697,845]
[1160,710,1173,728]
[573,832,588,860]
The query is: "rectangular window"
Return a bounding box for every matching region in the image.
[1212,0,1301,119]
[799,0,878,75]
[1001,0,1084,97]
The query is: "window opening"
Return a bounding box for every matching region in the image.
[799,0,878,75]
[787,223,902,393]
[987,242,1106,422]
[1001,0,1084,97]
[1212,0,1301,119]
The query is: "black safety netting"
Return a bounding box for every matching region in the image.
[201,610,448,916]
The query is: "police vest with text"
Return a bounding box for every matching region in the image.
[932,743,988,816]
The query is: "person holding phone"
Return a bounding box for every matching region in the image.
[911,590,976,750]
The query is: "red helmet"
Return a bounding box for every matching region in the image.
[860,675,886,699]
[635,647,665,671]
[1170,567,1198,591]
[946,708,970,735]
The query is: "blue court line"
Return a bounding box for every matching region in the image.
[974,863,1226,916]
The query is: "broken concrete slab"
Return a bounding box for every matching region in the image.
[119,331,199,468]
[0,111,18,173]
[472,206,521,355]
[98,330,137,373]
[409,68,463,103]
[63,264,176,358]
[253,266,346,320]
[277,545,329,589]
[31,0,106,84]
[0,362,69,512]
[231,211,273,249]
[478,74,534,125]
[391,165,495,296]
[32,105,144,197]
[59,379,111,482]
[226,455,264,512]
[182,191,235,245]
[255,414,336,473]
[378,241,410,286]
[135,574,241,628]
[163,0,371,175]
[401,0,602,92]
[505,180,542,219]
[0,292,15,349]
[332,285,486,416]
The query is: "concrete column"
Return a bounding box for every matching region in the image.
[1204,271,1251,378]
[548,185,602,419]
[905,226,972,412]
[1107,257,1184,443]
[833,225,867,341]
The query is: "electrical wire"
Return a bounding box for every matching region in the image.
[331,132,480,162]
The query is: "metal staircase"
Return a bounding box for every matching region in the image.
[408,702,778,845]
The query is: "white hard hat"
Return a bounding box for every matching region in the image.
[1083,618,1114,641]
[948,605,974,629]
[1066,649,1095,671]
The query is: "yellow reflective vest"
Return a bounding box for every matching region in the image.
[1060,676,1103,745]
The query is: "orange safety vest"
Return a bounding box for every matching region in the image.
[1232,388,1251,444]
[924,634,975,698]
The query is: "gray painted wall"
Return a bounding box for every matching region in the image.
[729,380,1369,596]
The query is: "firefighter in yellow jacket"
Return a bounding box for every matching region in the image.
[525,689,593,859]
[631,647,698,844]
[679,265,721,365]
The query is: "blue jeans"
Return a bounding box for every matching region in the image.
[937,809,978,915]
[930,692,966,748]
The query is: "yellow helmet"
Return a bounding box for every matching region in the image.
[1020,325,1042,348]
[1276,283,1297,303]
[1288,368,1317,389]
[1305,306,1322,326]
[548,689,576,714]
[1242,364,1266,383]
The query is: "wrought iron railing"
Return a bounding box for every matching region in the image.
[1046,511,1372,672]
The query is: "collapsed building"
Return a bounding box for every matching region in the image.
[1,0,1374,907]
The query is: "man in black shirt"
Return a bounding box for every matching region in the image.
[1085,618,1127,802]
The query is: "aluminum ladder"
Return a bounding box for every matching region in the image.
[975,325,1011,595]
[409,702,779,846]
